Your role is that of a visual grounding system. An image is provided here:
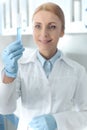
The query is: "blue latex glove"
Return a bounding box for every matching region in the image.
[29,114,57,130]
[2,40,24,78]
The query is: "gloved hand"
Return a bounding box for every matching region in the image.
[2,40,24,78]
[29,114,57,130]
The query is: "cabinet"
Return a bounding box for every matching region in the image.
[0,0,87,35]
[65,0,87,33]
[0,0,31,35]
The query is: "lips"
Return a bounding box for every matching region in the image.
[39,39,52,44]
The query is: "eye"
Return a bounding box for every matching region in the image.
[34,24,41,29]
[48,25,56,30]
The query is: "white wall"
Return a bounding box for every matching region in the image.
[58,33,87,70]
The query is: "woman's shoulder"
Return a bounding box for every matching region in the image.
[62,54,86,72]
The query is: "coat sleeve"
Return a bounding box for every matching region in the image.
[53,67,87,130]
[0,70,21,114]
[0,80,17,114]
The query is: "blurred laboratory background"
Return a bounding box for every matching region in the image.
[0,0,87,130]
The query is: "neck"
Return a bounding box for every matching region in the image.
[39,49,57,60]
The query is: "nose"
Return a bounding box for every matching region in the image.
[40,27,49,38]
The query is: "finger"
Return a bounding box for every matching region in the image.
[9,48,25,59]
[12,53,23,63]
[7,40,22,49]
[29,121,40,128]
[9,40,22,46]
[7,44,24,54]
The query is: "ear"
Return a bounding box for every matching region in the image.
[60,31,64,37]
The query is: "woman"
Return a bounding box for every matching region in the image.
[0,2,87,130]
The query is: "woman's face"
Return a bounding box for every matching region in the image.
[32,10,64,58]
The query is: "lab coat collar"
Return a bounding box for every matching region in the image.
[36,49,61,67]
[19,49,62,64]
[19,48,77,70]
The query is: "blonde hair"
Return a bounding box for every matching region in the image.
[32,2,65,31]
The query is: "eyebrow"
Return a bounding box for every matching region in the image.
[34,22,41,24]
[34,22,57,25]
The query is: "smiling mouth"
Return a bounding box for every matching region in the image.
[39,39,52,44]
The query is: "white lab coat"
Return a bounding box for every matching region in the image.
[0,49,87,130]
